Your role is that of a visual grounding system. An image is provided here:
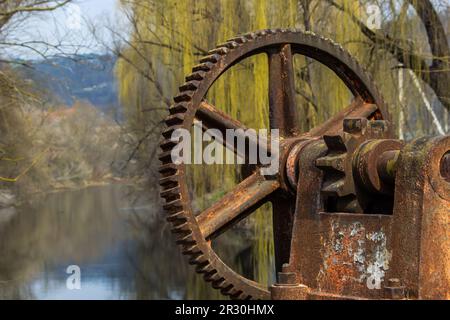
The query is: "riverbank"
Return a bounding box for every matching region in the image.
[0,175,148,210]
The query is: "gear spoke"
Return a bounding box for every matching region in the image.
[197,100,248,133]
[197,172,279,240]
[268,43,299,137]
[308,97,380,137]
[196,100,270,161]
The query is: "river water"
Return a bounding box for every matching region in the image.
[0,185,256,300]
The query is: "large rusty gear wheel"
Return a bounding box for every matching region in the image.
[159,29,390,299]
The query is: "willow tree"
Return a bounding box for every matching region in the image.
[316,0,449,136]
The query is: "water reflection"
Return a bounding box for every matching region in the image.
[0,185,254,300]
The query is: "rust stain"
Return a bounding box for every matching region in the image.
[318,222,365,294]
[317,221,391,295]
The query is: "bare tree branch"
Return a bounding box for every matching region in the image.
[324,0,450,111]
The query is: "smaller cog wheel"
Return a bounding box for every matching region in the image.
[316,117,391,213]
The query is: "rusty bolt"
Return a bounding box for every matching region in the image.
[384,278,406,300]
[277,265,298,286]
[368,120,388,134]
[278,272,297,285]
[343,117,367,134]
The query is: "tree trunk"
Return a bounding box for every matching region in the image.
[406,0,450,112]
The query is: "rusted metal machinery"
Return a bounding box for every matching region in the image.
[159,29,449,300]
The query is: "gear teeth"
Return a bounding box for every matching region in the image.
[162,125,183,139]
[220,284,234,295]
[342,199,362,212]
[161,187,181,201]
[223,287,246,300]
[159,163,178,177]
[174,92,194,103]
[158,150,174,163]
[225,41,240,48]
[167,211,187,223]
[219,40,240,48]
[193,62,214,72]
[322,179,345,194]
[225,37,247,44]
[256,29,268,36]
[230,290,247,300]
[159,175,179,189]
[179,81,200,91]
[160,138,176,151]
[212,278,227,288]
[182,244,201,255]
[176,232,195,245]
[169,103,189,115]
[171,221,190,234]
[196,263,215,274]
[160,186,180,198]
[208,47,229,55]
[316,153,346,172]
[165,114,185,126]
[323,134,347,152]
[186,71,206,82]
[170,217,188,227]
[244,32,256,40]
[189,253,207,265]
[205,272,222,282]
[200,53,221,64]
[172,216,189,227]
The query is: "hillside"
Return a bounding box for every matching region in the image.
[19,54,120,116]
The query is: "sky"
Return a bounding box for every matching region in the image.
[75,0,118,17]
[5,0,121,59]
[5,0,448,60]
